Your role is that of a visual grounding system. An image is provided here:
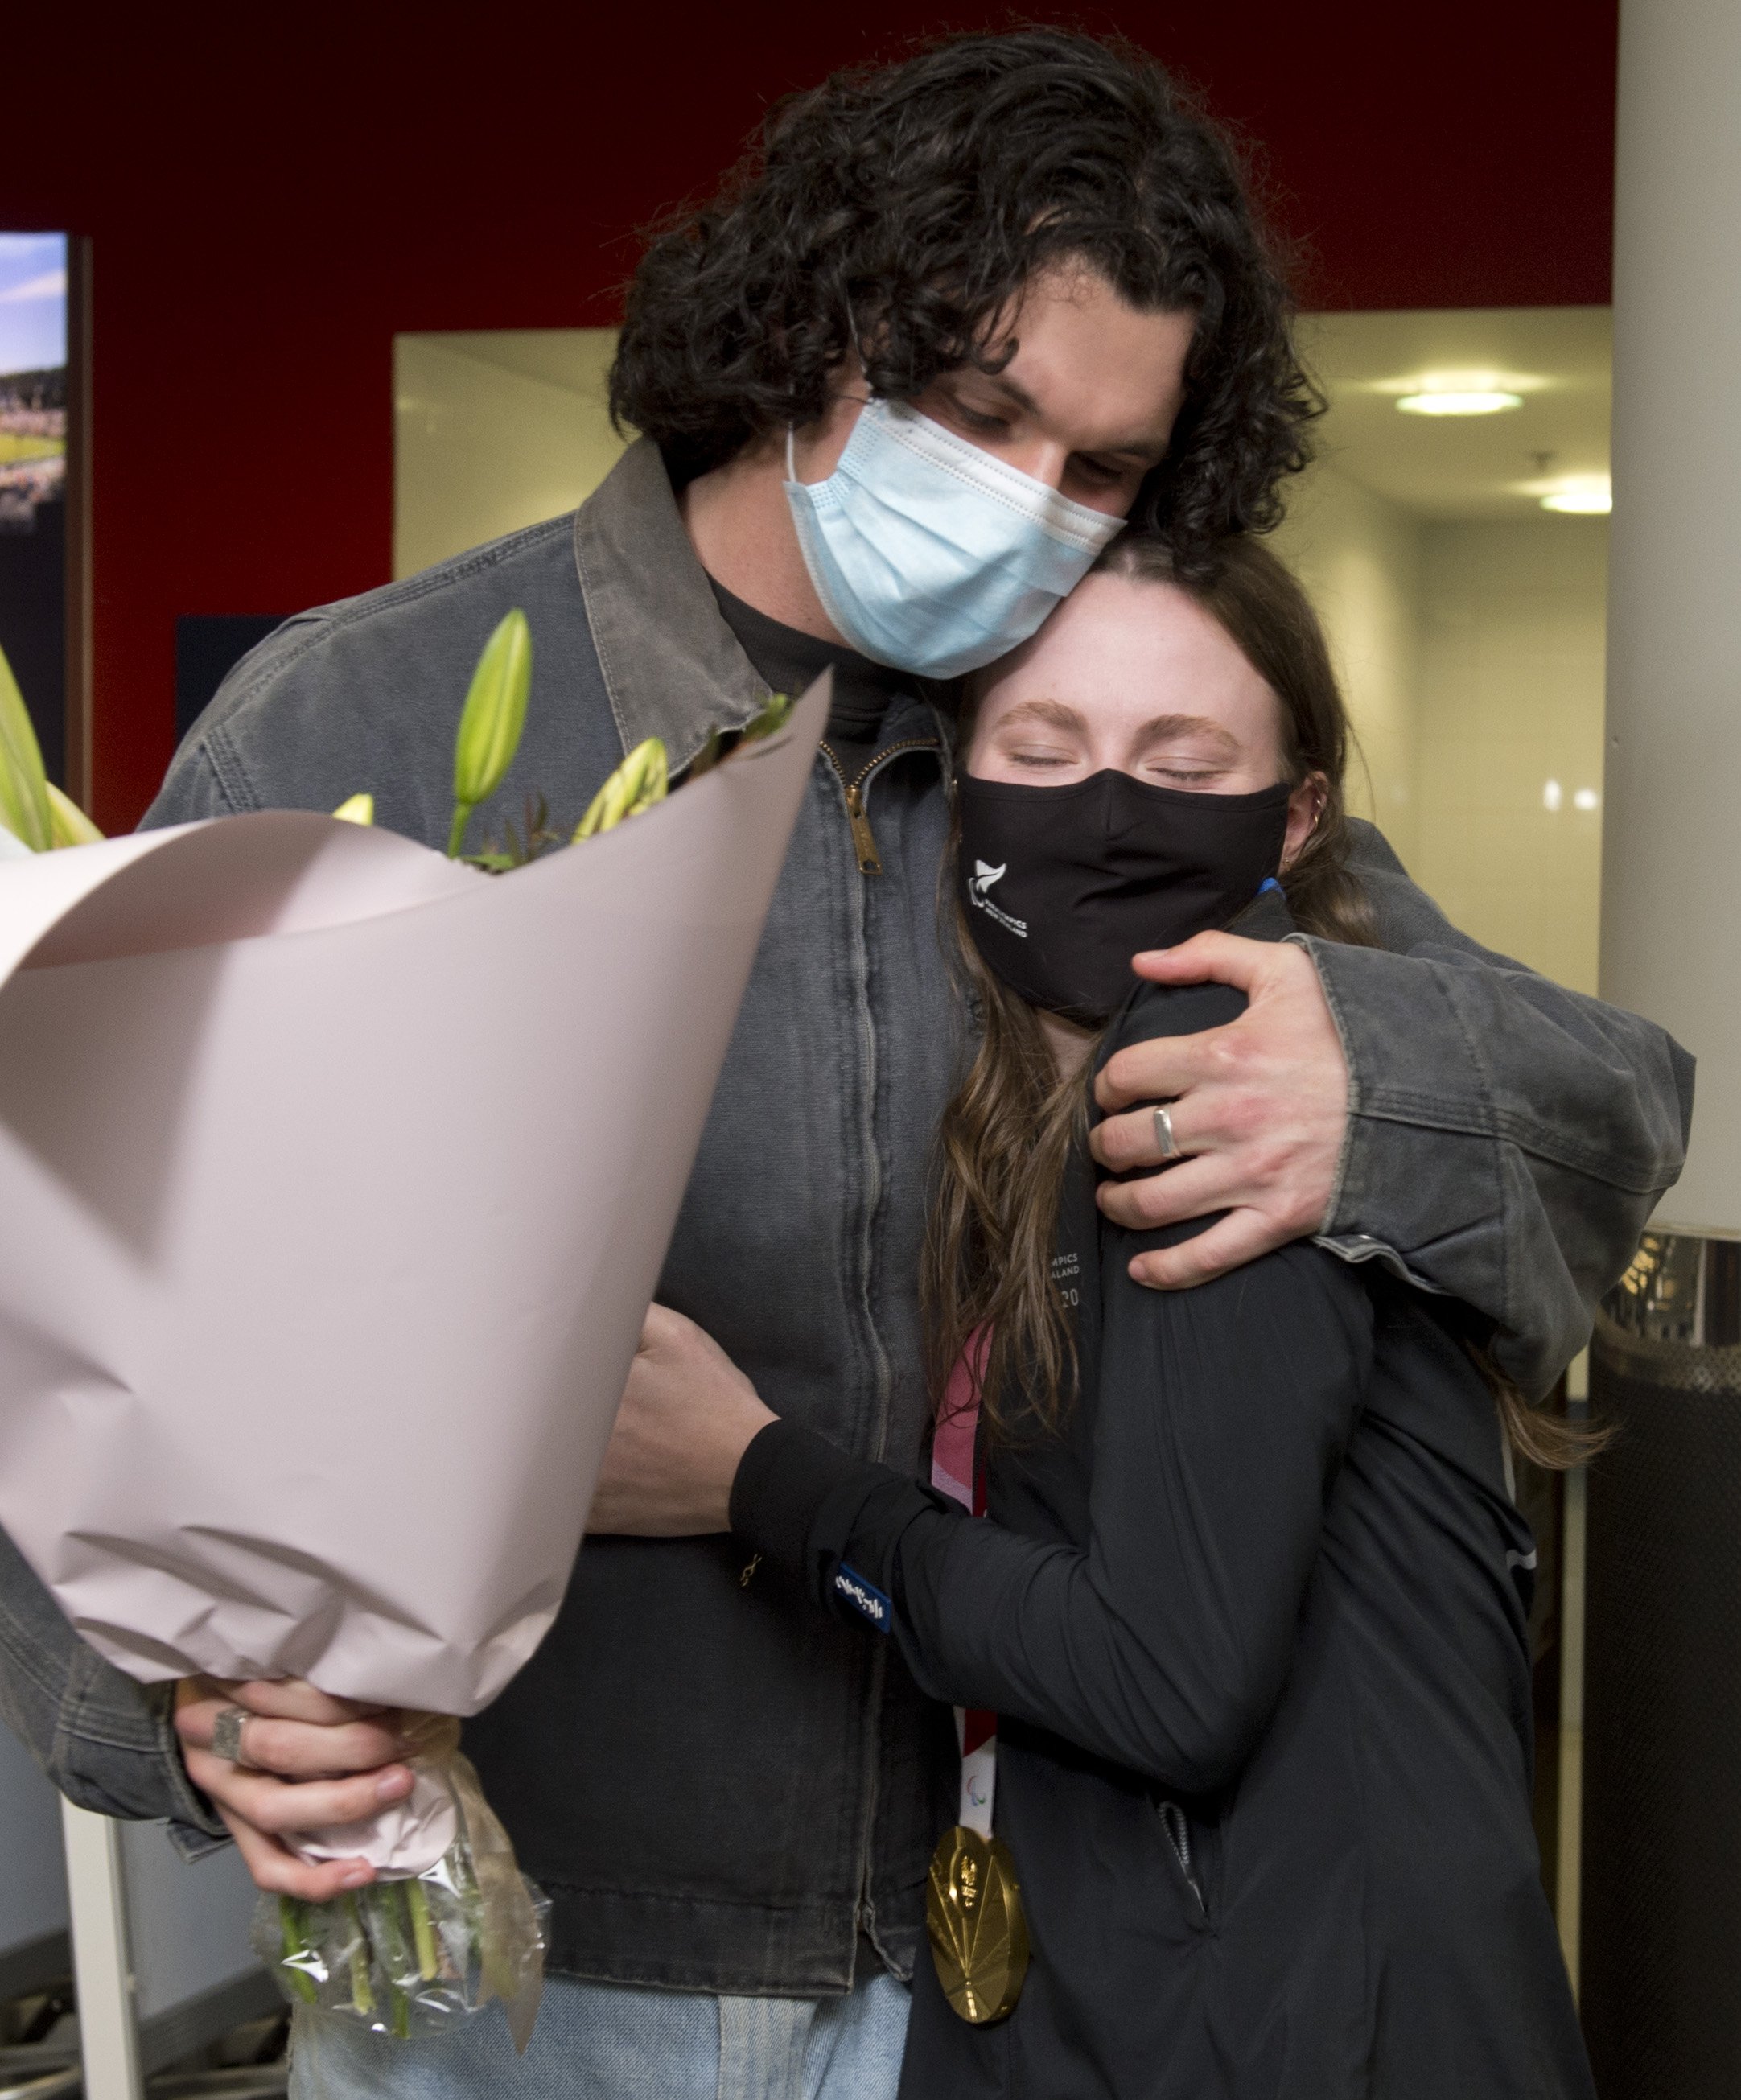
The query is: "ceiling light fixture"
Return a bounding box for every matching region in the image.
[1396,389,1525,417]
[1540,476,1612,515]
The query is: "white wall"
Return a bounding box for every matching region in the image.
[1414,519,1609,994]
[1271,465,1420,866]
[393,331,625,581]
[1275,477,1608,994]
[1603,0,1741,1234]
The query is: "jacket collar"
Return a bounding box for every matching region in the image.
[572,438,772,772]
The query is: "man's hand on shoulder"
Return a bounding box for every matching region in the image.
[1090,933,1349,1288]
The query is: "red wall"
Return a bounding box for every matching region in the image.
[10,2,1617,829]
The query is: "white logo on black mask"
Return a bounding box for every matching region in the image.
[967,859,1028,938]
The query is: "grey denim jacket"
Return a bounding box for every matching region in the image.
[0,440,1692,1990]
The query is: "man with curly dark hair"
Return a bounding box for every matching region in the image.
[1,26,1687,2100]
[611,29,1318,573]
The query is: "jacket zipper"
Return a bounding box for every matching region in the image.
[825,725,943,1973]
[838,759,891,1979]
[819,738,941,875]
[1159,1801,1206,1912]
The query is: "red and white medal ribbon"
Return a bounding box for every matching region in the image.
[933,1332,997,1841]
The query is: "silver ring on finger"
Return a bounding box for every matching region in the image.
[209,1705,252,1765]
[1154,1103,1183,1163]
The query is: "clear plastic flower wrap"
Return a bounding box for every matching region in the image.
[253,1721,549,2047]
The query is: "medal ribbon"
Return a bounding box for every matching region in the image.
[933,1330,996,1840]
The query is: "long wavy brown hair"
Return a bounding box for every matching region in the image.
[921,534,1599,1472]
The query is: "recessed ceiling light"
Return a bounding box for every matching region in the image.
[1396,389,1525,417]
[1540,476,1611,515]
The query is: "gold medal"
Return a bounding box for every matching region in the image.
[926,1823,1030,2024]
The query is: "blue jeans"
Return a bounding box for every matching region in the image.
[288,1970,911,2100]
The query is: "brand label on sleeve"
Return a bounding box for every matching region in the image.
[833,1565,891,1630]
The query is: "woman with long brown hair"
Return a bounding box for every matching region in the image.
[599,535,1596,2098]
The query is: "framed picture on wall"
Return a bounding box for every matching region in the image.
[0,231,88,801]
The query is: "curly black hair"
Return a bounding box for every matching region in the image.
[609,27,1320,574]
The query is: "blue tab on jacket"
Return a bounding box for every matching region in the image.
[832,1565,891,1630]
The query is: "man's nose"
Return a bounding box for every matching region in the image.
[998,436,1072,490]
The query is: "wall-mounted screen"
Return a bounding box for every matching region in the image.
[0,233,68,785]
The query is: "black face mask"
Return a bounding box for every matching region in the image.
[956,768,1292,1023]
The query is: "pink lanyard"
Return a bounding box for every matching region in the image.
[932,1331,997,1839]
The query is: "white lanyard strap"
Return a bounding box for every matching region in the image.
[932,1335,996,1839]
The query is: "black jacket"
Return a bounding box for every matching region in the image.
[734,908,1594,2095]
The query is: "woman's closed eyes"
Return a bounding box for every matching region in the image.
[981,698,1250,791]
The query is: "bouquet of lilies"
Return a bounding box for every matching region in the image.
[0,625,817,2046]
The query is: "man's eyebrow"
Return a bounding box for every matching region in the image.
[967,369,1043,418]
[1134,713,1242,752]
[966,373,1170,463]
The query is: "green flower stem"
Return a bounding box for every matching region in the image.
[451,1838,486,1965]
[341,1896,374,2016]
[277,1896,319,2005]
[364,1880,412,1987]
[447,803,474,860]
[406,1880,440,1981]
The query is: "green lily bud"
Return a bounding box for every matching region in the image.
[574,738,669,841]
[448,609,532,858]
[684,693,793,784]
[331,793,376,826]
[46,782,104,847]
[0,642,52,853]
[739,692,795,743]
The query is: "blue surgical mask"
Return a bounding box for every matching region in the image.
[784,399,1126,679]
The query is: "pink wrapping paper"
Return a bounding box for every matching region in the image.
[0,682,825,1867]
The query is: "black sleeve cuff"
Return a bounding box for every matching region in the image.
[730,1419,873,1575]
[731,1419,956,1630]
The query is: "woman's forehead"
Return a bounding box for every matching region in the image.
[973,574,1280,742]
